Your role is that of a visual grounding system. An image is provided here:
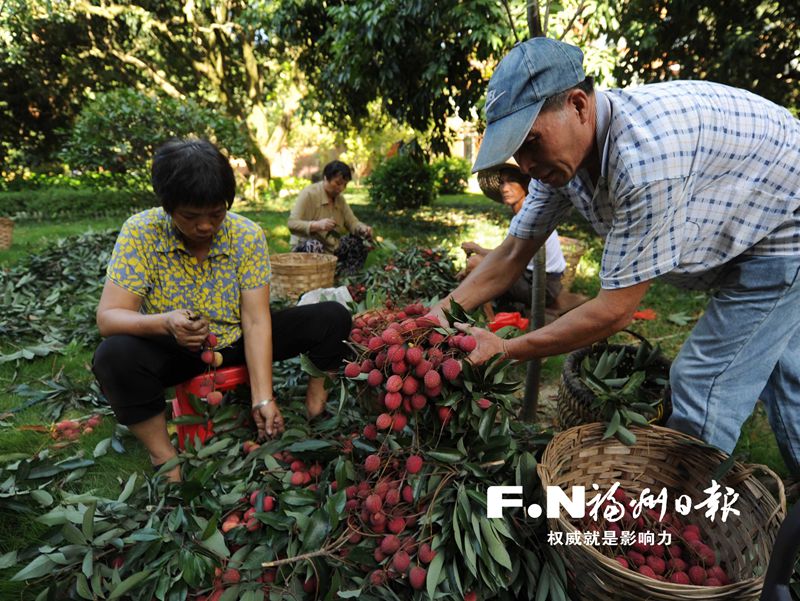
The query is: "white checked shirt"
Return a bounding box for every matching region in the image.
[509,81,800,290]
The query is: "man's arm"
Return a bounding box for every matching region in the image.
[439,233,545,312]
[461,280,652,364]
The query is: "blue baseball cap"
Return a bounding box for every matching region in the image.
[472,38,585,173]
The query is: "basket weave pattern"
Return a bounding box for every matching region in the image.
[0,217,13,250]
[269,252,337,301]
[537,423,785,601]
[557,344,672,430]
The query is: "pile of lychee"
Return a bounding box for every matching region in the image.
[343,304,479,429]
[590,487,731,587]
[51,414,102,441]
[340,448,437,590]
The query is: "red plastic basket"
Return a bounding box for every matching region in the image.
[172,365,249,449]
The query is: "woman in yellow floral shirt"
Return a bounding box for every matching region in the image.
[93,139,351,482]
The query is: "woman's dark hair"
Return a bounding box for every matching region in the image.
[498,166,531,189]
[322,160,352,182]
[151,138,236,213]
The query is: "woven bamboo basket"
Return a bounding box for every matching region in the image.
[558,343,672,429]
[0,217,13,250]
[269,252,337,301]
[537,423,786,601]
[558,235,587,291]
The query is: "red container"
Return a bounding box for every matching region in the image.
[172,365,250,449]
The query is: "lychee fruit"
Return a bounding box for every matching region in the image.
[380,534,401,554]
[423,370,441,389]
[688,565,706,585]
[367,369,384,388]
[364,424,378,440]
[406,455,423,474]
[441,358,462,381]
[207,390,223,406]
[365,454,381,472]
[418,543,436,564]
[392,550,410,572]
[344,362,361,378]
[409,566,427,590]
[406,347,423,366]
[459,335,477,352]
[476,398,492,409]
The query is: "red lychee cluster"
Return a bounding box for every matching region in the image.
[588,488,731,586]
[51,414,102,441]
[344,305,477,431]
[200,332,222,367]
[342,449,438,589]
[272,451,323,492]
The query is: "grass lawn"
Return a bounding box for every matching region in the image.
[0,187,792,597]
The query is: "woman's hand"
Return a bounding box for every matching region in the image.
[165,310,209,351]
[358,224,373,238]
[312,218,337,233]
[252,400,285,439]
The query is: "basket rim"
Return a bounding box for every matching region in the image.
[269,252,337,265]
[537,422,786,593]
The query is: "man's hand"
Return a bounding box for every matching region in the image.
[312,218,337,233]
[252,401,285,439]
[461,241,485,256]
[455,322,509,366]
[165,310,209,351]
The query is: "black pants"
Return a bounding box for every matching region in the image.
[92,302,352,425]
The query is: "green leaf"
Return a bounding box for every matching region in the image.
[616,425,637,446]
[196,438,232,458]
[82,503,96,540]
[12,555,56,581]
[603,410,621,440]
[81,550,93,579]
[285,440,334,453]
[30,489,54,507]
[76,573,93,600]
[426,546,445,598]
[117,474,137,503]
[426,449,464,463]
[93,438,112,458]
[63,522,87,545]
[301,511,330,552]
[0,550,18,569]
[479,519,512,570]
[108,570,152,599]
[535,563,551,601]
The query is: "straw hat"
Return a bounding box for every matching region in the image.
[476,160,531,203]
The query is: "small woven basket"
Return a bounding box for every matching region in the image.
[537,423,786,601]
[558,343,672,429]
[269,252,337,301]
[0,217,13,250]
[558,235,587,291]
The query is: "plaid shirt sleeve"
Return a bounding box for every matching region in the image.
[508,180,573,240]
[600,175,688,288]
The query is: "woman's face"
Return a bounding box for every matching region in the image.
[170,204,227,247]
[323,174,349,199]
[499,173,527,213]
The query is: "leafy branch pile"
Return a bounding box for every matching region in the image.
[0,231,117,363]
[579,341,670,444]
[343,245,458,307]
[4,302,570,601]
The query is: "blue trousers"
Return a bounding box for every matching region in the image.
[667,255,800,474]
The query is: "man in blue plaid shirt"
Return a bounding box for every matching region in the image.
[439,38,800,473]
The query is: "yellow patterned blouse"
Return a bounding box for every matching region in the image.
[106,208,271,349]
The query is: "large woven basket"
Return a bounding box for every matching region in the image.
[269,252,337,301]
[558,343,672,429]
[0,217,13,250]
[558,235,587,291]
[537,423,786,601]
